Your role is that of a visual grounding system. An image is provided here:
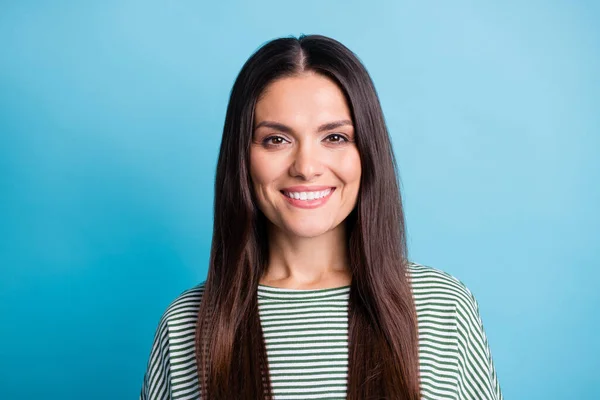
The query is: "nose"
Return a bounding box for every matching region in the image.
[289,140,324,180]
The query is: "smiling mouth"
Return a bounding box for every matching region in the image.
[280,188,334,201]
[279,188,336,209]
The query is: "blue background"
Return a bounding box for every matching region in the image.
[1,1,598,399]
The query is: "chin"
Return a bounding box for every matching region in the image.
[284,223,334,239]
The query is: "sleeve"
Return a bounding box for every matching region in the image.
[139,315,172,400]
[455,288,503,400]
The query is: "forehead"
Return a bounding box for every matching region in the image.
[254,73,351,127]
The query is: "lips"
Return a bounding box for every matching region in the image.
[280,185,335,192]
[280,187,336,209]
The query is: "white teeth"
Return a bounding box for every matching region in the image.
[284,188,332,201]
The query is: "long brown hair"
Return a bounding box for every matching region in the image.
[195,34,421,399]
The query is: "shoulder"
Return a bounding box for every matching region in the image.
[407,262,480,316]
[152,282,206,336]
[140,282,206,399]
[161,282,206,322]
[407,263,503,399]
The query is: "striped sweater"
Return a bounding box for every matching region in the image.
[140,263,503,399]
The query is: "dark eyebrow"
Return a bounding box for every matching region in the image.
[254,119,353,133]
[316,119,353,132]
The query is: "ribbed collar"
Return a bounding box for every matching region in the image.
[257,284,351,301]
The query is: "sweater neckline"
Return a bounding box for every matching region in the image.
[257,283,351,301]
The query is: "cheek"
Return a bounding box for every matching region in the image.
[250,151,284,193]
[249,151,267,185]
[337,150,362,185]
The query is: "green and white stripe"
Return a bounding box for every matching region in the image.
[140,263,503,399]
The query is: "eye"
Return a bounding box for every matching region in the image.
[324,133,349,144]
[262,135,290,147]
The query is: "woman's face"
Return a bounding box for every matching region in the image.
[250,72,362,239]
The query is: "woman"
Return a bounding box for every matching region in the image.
[140,34,503,400]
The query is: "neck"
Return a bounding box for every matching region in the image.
[260,222,352,290]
